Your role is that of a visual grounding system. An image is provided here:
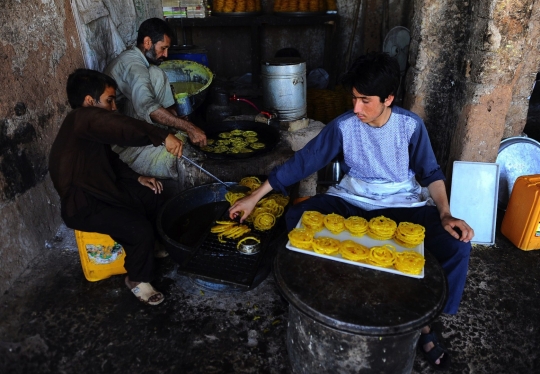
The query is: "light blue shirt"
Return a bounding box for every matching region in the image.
[104,47,175,127]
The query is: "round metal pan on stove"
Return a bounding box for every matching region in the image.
[192,120,280,160]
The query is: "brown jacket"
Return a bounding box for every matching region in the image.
[49,106,169,217]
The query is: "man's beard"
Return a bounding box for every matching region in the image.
[145,44,165,66]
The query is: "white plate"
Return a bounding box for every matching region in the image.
[286,214,425,279]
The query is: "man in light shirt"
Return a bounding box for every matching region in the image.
[105,17,206,178]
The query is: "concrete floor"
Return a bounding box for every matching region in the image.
[1,214,539,374]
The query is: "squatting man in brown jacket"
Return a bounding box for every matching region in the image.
[49,69,183,305]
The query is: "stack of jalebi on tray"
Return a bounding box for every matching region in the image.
[393,222,425,248]
[366,215,397,240]
[344,216,368,237]
[301,211,325,232]
[339,240,370,262]
[312,237,340,255]
[394,250,425,275]
[366,244,397,268]
[287,211,425,276]
[323,213,346,234]
[288,227,315,249]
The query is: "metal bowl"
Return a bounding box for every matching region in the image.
[237,237,261,255]
[159,60,213,115]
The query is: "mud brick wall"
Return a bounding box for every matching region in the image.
[0,0,83,294]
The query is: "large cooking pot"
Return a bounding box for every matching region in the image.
[193,120,281,160]
[157,182,287,290]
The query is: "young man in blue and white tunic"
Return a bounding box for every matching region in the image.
[229,52,474,369]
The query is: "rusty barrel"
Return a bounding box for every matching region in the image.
[273,245,447,374]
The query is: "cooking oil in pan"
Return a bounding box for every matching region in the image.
[168,202,229,247]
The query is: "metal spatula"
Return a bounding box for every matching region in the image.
[181,155,251,194]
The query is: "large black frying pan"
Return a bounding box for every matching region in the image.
[192,120,281,160]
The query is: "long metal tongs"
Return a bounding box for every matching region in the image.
[181,155,251,194]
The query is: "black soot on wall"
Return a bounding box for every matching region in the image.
[0,120,48,200]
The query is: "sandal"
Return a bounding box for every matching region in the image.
[418,327,450,370]
[126,277,164,306]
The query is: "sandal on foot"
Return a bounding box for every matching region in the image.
[126,280,164,306]
[418,328,450,370]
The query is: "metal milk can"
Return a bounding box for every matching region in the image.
[261,57,306,121]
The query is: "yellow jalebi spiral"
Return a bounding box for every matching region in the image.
[367,216,397,240]
[259,198,285,217]
[245,207,271,223]
[344,216,368,237]
[288,227,315,250]
[253,212,276,231]
[237,236,261,249]
[312,236,341,255]
[301,211,325,232]
[393,222,425,248]
[268,194,290,207]
[211,221,251,243]
[394,250,425,275]
[239,176,261,191]
[210,221,236,233]
[367,244,397,268]
[225,191,246,205]
[339,240,370,262]
[323,213,346,234]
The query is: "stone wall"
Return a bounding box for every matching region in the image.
[0,0,83,294]
[405,0,539,178]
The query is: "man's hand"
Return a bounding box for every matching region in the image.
[150,107,207,146]
[164,133,183,158]
[228,180,274,222]
[138,176,163,194]
[440,214,475,242]
[186,125,207,147]
[229,194,260,223]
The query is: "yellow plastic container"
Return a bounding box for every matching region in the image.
[501,174,540,250]
[75,230,127,281]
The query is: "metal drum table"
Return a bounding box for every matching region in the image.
[274,244,447,374]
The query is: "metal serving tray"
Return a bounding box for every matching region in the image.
[450,161,500,245]
[286,214,425,279]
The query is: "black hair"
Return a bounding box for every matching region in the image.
[66,69,117,109]
[137,18,173,46]
[341,52,401,103]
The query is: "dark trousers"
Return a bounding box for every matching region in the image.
[62,179,163,283]
[286,194,471,315]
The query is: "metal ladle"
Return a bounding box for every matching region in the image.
[181,155,251,194]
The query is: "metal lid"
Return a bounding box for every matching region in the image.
[496,136,540,209]
[263,57,305,66]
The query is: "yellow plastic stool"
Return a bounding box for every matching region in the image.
[74,230,127,281]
